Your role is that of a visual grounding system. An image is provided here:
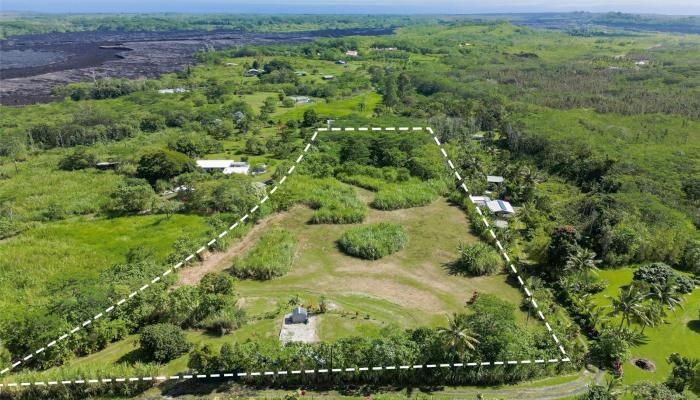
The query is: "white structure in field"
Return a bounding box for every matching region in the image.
[487,200,516,218]
[470,195,491,207]
[345,50,358,56]
[196,160,250,175]
[158,88,188,94]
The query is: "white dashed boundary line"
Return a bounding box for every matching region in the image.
[0,126,569,388]
[0,359,569,388]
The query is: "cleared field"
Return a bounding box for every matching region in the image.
[231,186,527,330]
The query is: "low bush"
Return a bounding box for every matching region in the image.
[455,242,504,276]
[633,262,695,294]
[231,230,296,280]
[139,323,190,363]
[338,223,408,260]
[370,180,445,210]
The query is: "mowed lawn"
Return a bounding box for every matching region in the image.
[592,267,700,384]
[234,186,528,334]
[0,214,211,314]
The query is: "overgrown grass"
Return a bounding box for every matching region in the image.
[338,222,408,260]
[278,176,368,224]
[231,229,297,280]
[370,180,446,210]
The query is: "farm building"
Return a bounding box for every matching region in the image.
[294,71,307,76]
[196,160,250,175]
[345,50,359,56]
[494,220,509,229]
[289,95,312,104]
[486,200,516,218]
[487,175,504,184]
[291,307,308,324]
[470,195,491,207]
[335,60,347,65]
[245,68,262,76]
[471,133,485,141]
[322,75,335,80]
[157,88,187,94]
[95,161,119,170]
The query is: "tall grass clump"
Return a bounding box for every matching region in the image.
[455,242,504,276]
[231,230,296,280]
[370,180,446,210]
[338,223,409,260]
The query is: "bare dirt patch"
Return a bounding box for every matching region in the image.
[176,211,290,286]
[279,314,318,343]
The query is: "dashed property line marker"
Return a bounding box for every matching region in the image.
[1,127,569,382]
[0,132,319,376]
[426,127,567,356]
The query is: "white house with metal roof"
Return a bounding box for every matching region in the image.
[486,200,516,218]
[196,160,250,175]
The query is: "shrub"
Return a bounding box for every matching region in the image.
[201,308,247,336]
[455,242,504,276]
[139,323,190,363]
[137,149,196,184]
[338,223,408,260]
[370,180,444,210]
[589,328,631,369]
[231,230,296,280]
[105,178,157,214]
[633,262,695,294]
[58,147,96,170]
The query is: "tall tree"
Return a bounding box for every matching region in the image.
[564,248,601,286]
[436,313,479,359]
[606,286,647,330]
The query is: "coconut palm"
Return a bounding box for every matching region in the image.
[649,280,684,311]
[638,301,665,333]
[606,286,647,330]
[437,314,480,358]
[564,248,601,286]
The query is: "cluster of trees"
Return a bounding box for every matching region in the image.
[53,78,158,101]
[338,222,408,260]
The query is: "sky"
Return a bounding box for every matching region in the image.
[1,0,699,15]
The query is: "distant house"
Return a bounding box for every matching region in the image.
[335,60,347,65]
[290,306,308,324]
[487,175,505,184]
[486,200,516,218]
[471,133,485,141]
[289,95,312,104]
[322,75,335,80]
[158,88,187,94]
[196,160,250,175]
[635,60,649,66]
[470,195,491,207]
[372,47,397,51]
[345,50,358,57]
[245,68,262,76]
[95,161,119,170]
[225,62,239,66]
[294,71,307,76]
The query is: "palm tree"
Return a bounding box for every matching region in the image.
[564,248,601,286]
[606,286,647,330]
[437,314,480,358]
[649,280,684,311]
[638,301,665,333]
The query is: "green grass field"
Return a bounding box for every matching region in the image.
[592,267,700,384]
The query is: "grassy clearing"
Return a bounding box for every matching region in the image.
[232,190,530,332]
[0,214,210,315]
